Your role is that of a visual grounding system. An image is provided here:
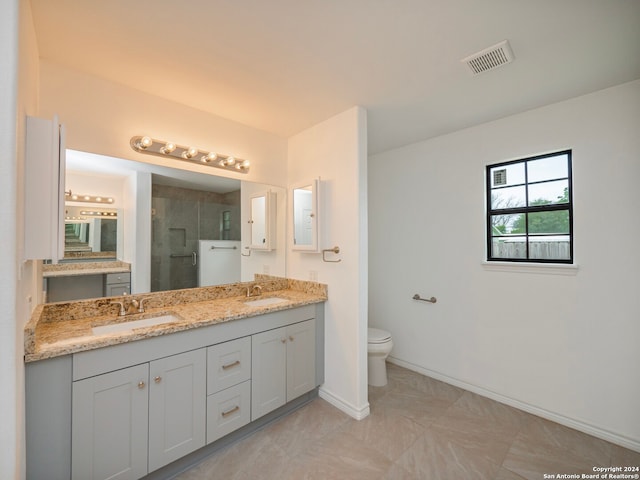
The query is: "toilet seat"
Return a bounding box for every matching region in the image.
[368,328,392,344]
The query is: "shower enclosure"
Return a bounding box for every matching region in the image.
[150,182,241,291]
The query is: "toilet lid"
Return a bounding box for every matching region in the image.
[368,328,391,344]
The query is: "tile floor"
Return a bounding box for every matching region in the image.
[175,363,640,479]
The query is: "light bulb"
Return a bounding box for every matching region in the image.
[161,142,176,154]
[96,197,102,202]
[140,136,152,149]
[226,156,236,166]
[202,152,217,163]
[241,160,250,169]
[71,195,78,200]
[107,198,114,203]
[84,196,91,201]
[182,147,198,159]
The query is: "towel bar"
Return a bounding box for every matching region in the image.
[412,294,437,303]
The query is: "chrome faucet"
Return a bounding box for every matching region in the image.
[246,284,263,298]
[110,300,126,316]
[110,293,141,316]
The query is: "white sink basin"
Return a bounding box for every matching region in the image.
[92,313,180,335]
[243,297,288,307]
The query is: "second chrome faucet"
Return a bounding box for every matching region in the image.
[110,293,146,316]
[246,284,263,298]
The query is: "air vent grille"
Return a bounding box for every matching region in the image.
[493,169,507,186]
[462,40,514,75]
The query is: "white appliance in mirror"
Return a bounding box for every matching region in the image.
[292,179,320,252]
[249,191,276,251]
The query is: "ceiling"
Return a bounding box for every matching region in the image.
[30,0,640,155]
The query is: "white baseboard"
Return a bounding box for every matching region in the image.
[388,357,640,453]
[319,387,370,420]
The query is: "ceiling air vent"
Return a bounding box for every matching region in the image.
[461,40,514,75]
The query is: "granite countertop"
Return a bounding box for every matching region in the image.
[24,276,327,363]
[42,261,131,278]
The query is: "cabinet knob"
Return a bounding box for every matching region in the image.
[281,338,287,343]
[289,336,294,342]
[138,381,145,389]
[154,376,162,383]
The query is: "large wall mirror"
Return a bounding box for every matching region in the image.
[65,150,286,294]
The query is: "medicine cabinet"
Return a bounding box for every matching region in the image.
[24,115,66,263]
[248,190,276,250]
[291,179,319,252]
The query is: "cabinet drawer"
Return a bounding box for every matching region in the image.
[105,272,131,285]
[207,337,251,395]
[206,380,251,444]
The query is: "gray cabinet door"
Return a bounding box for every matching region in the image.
[251,326,287,420]
[286,319,316,400]
[148,348,206,472]
[72,363,149,480]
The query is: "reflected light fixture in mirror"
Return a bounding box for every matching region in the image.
[130,136,250,174]
[65,190,115,204]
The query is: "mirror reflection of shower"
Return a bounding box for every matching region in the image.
[151,175,241,292]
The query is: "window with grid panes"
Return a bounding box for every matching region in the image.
[486,150,573,263]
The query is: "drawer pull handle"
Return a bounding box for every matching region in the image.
[138,381,145,389]
[221,405,240,417]
[222,360,241,370]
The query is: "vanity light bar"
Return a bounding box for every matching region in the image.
[130,136,250,174]
[65,191,115,204]
[79,210,117,217]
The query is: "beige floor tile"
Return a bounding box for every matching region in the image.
[610,444,640,467]
[495,466,529,479]
[502,416,614,480]
[396,429,502,480]
[176,364,638,480]
[175,428,283,479]
[386,363,465,403]
[383,461,421,479]
[432,390,531,447]
[374,388,454,427]
[286,428,393,480]
[339,406,425,462]
[261,398,352,455]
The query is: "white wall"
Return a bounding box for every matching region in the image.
[369,80,640,450]
[2,0,41,478]
[38,61,288,187]
[0,2,20,477]
[288,106,369,419]
[123,171,152,293]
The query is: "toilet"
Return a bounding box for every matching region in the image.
[367,328,393,387]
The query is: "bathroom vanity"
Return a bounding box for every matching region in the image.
[42,261,131,301]
[24,278,326,480]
